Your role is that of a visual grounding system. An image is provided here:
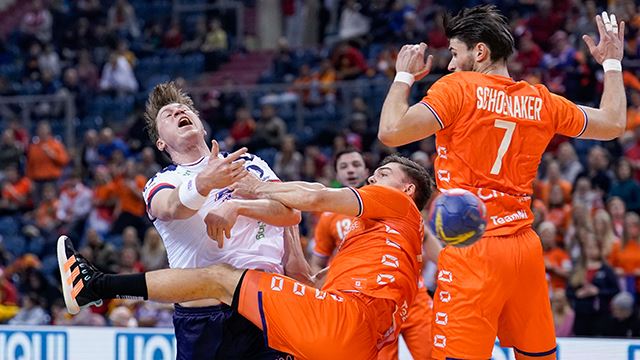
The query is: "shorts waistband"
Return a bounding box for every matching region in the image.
[173,303,230,316]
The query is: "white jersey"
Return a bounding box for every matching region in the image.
[142,153,285,273]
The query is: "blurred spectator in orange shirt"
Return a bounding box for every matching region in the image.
[0,165,33,214]
[535,160,572,206]
[539,221,571,291]
[25,121,69,193]
[626,89,640,131]
[33,183,59,233]
[547,184,572,240]
[609,212,640,294]
[111,159,147,239]
[88,166,116,236]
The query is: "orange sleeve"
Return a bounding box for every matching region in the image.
[547,92,588,138]
[420,73,464,129]
[354,185,413,219]
[313,214,336,257]
[608,242,620,267]
[52,140,70,166]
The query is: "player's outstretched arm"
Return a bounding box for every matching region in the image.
[230,175,360,216]
[149,141,247,221]
[379,42,440,147]
[579,12,626,140]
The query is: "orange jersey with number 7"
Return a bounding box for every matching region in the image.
[421,71,587,236]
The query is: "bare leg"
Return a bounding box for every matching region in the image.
[146,264,245,305]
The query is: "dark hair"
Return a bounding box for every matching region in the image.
[379,154,434,211]
[444,5,514,62]
[334,148,364,171]
[144,81,199,144]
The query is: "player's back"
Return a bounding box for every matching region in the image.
[422,71,587,235]
[313,211,354,260]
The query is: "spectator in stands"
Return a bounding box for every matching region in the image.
[627,90,640,132]
[0,130,24,173]
[602,291,639,337]
[547,184,572,239]
[251,104,287,150]
[0,165,33,214]
[76,0,102,23]
[338,0,370,40]
[140,228,168,272]
[626,127,640,182]
[593,209,621,262]
[201,18,228,53]
[122,226,140,250]
[26,121,69,194]
[0,269,19,323]
[61,17,95,55]
[163,18,184,50]
[610,212,640,295]
[21,268,60,311]
[75,49,99,92]
[611,158,640,213]
[539,221,571,291]
[557,142,584,185]
[134,301,174,327]
[97,127,130,162]
[139,147,161,179]
[56,175,92,243]
[119,246,144,274]
[229,107,256,146]
[332,42,368,80]
[99,53,138,95]
[80,129,101,175]
[526,0,565,51]
[608,196,627,238]
[33,183,59,235]
[577,146,614,198]
[274,134,303,181]
[110,159,147,239]
[88,166,116,236]
[317,59,337,102]
[537,160,573,206]
[513,32,543,77]
[272,37,296,82]
[8,293,49,325]
[551,289,574,337]
[567,235,620,336]
[109,305,138,327]
[7,119,29,151]
[182,17,208,54]
[38,43,61,79]
[20,0,53,45]
[83,229,119,273]
[572,176,601,214]
[107,0,139,39]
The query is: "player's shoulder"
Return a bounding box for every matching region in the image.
[144,164,179,189]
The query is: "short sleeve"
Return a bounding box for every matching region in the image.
[547,92,588,138]
[353,185,414,219]
[142,167,179,211]
[313,213,336,257]
[420,73,464,129]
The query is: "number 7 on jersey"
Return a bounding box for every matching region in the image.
[490,120,516,175]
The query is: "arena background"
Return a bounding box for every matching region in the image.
[0,0,640,359]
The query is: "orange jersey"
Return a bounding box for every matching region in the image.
[422,72,587,236]
[544,247,571,290]
[313,212,354,259]
[322,185,424,334]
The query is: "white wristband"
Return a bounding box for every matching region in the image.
[603,59,622,72]
[178,176,207,210]
[394,71,415,86]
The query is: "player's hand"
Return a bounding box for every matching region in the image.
[197,140,248,193]
[395,42,434,81]
[583,11,625,63]
[204,200,239,248]
[229,171,262,199]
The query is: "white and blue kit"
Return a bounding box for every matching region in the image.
[142,152,290,360]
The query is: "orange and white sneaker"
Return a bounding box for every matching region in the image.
[57,235,103,314]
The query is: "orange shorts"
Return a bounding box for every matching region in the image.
[237,270,396,360]
[431,228,556,360]
[377,289,433,360]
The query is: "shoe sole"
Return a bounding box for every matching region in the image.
[57,235,81,315]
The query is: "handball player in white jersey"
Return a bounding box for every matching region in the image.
[140,82,301,359]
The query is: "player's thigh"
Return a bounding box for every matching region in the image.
[497,232,557,359]
[237,270,378,359]
[401,290,433,359]
[431,243,506,360]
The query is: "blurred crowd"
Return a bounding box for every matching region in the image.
[0,0,640,338]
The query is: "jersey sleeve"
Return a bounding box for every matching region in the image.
[547,92,588,138]
[353,185,414,219]
[420,73,465,129]
[313,213,336,257]
[142,168,179,213]
[241,153,280,181]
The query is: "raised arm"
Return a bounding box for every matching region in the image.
[579,12,627,140]
[379,43,441,147]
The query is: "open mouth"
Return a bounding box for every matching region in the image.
[347,177,358,183]
[178,116,193,128]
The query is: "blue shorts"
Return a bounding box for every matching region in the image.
[173,303,292,360]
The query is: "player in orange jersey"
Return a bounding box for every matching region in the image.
[378,5,626,359]
[311,148,438,360]
[59,155,435,359]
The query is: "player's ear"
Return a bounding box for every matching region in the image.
[403,183,416,198]
[156,139,166,152]
[475,43,489,62]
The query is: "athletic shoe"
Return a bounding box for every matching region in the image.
[57,235,104,314]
